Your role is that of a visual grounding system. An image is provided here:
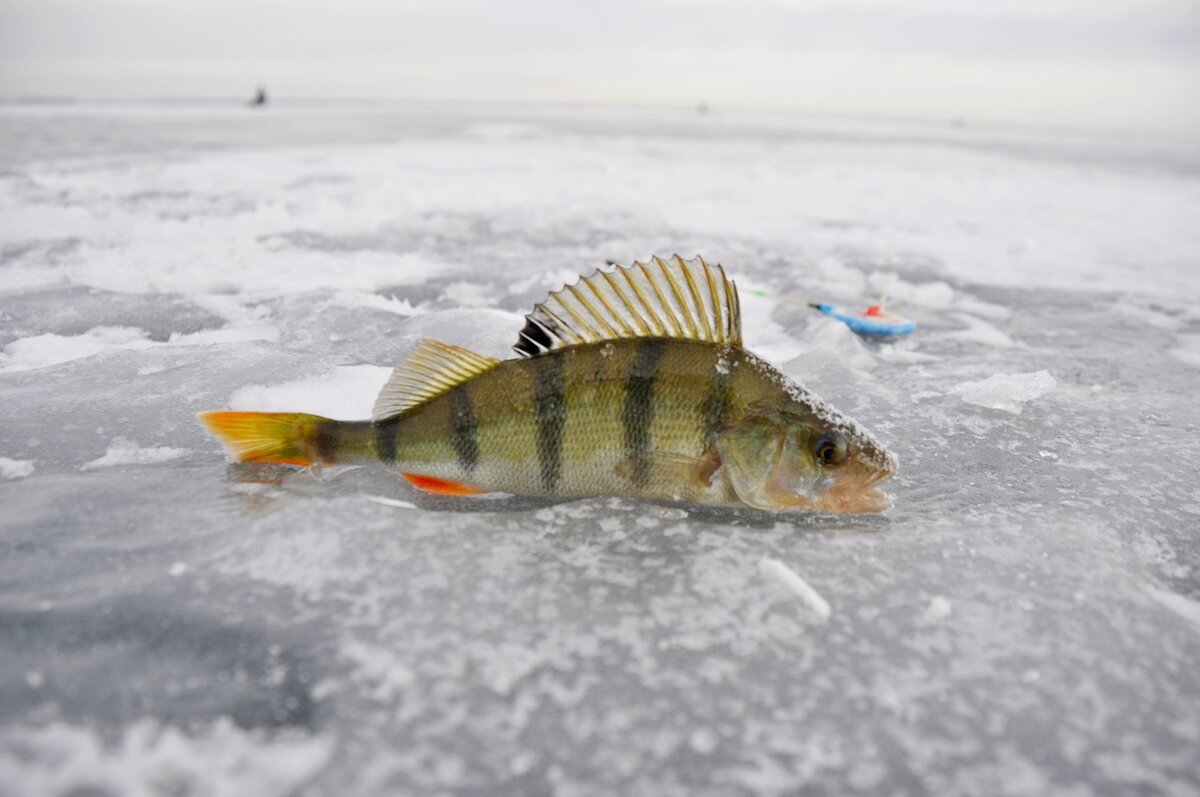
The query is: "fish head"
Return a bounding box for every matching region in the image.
[713,410,896,513]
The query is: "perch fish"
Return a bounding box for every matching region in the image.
[201,256,896,512]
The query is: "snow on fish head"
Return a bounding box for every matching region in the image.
[713,387,896,514]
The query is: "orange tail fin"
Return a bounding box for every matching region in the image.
[198,411,333,467]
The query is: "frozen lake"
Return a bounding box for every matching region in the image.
[2,100,1199,795]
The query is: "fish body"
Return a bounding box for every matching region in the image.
[202,256,896,513]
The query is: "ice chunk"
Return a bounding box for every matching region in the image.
[758,558,832,621]
[950,370,1056,414]
[80,438,189,470]
[0,457,36,480]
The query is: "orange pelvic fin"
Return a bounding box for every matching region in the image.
[401,473,489,496]
[198,410,331,467]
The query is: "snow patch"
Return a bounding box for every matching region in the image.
[81,438,189,470]
[229,365,391,420]
[0,457,36,480]
[950,370,1056,414]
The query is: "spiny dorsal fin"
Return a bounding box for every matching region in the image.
[372,339,500,421]
[513,254,742,357]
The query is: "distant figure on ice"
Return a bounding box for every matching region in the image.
[249,86,268,107]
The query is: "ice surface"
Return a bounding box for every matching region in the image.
[2,101,1199,796]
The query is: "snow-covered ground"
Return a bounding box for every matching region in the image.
[1,100,1199,796]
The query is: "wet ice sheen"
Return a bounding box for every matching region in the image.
[1,101,1199,797]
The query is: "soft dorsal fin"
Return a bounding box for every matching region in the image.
[513,254,742,357]
[372,339,500,421]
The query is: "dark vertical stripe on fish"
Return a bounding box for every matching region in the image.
[532,354,566,492]
[623,339,666,487]
[374,418,399,466]
[449,386,479,472]
[700,347,737,443]
[314,421,339,463]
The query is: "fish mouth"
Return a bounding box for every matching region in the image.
[830,486,891,513]
[818,468,894,514]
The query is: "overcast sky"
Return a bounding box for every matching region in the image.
[2,0,1198,133]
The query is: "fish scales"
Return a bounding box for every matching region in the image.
[373,340,732,500]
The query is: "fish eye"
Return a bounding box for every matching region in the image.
[814,431,848,466]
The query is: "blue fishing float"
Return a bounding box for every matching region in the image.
[808,302,916,339]
[751,288,917,340]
